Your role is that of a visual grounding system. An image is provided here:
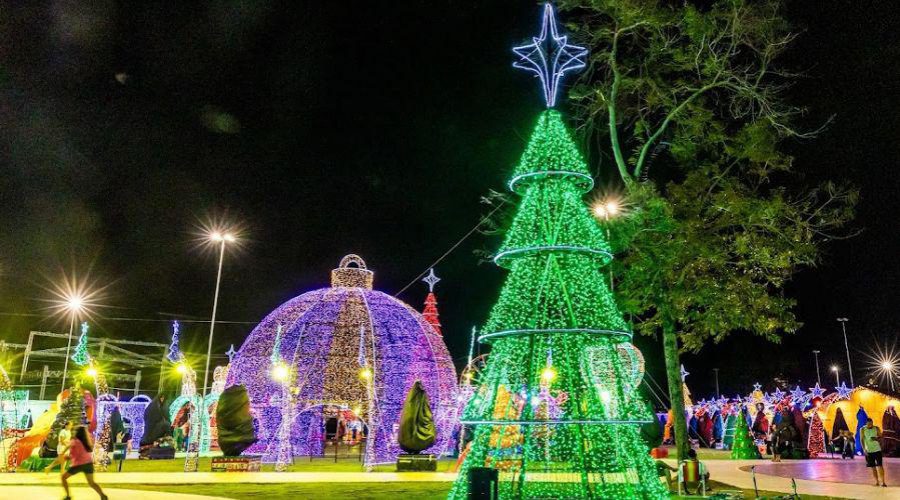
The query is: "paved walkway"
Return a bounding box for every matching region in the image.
[665,458,898,499]
[750,456,899,486]
[0,485,226,499]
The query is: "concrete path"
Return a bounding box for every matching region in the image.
[667,458,898,499]
[750,456,900,486]
[0,485,227,499]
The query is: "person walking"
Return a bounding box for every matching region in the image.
[57,426,108,500]
[44,420,73,473]
[861,418,887,487]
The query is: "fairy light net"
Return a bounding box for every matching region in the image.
[226,255,457,466]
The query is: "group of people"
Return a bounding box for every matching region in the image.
[43,420,108,500]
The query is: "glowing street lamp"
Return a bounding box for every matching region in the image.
[60,293,86,391]
[881,361,896,392]
[592,197,622,291]
[85,365,98,379]
[830,365,840,387]
[186,227,238,472]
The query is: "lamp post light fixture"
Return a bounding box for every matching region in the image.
[592,198,621,291]
[60,294,85,391]
[881,361,896,392]
[836,318,854,387]
[185,229,237,472]
[830,365,840,387]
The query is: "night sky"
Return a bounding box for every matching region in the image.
[1,1,898,403]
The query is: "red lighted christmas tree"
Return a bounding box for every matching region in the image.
[807,412,825,458]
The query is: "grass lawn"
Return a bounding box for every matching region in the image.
[123,482,452,499]
[20,456,459,473]
[26,454,850,499]
[124,480,846,499]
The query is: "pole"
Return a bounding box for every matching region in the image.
[812,350,821,386]
[837,318,854,387]
[60,315,76,391]
[605,212,614,292]
[194,239,225,464]
[713,368,720,398]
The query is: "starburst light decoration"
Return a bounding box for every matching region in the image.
[835,381,853,400]
[226,255,457,467]
[809,383,826,398]
[513,3,588,107]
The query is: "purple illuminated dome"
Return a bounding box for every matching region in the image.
[226,255,458,466]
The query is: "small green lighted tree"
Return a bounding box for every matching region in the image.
[730,411,760,459]
[71,322,91,367]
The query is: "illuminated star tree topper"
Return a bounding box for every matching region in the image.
[421,268,441,292]
[513,3,588,107]
[680,364,689,382]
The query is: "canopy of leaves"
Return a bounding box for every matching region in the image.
[554,0,858,351]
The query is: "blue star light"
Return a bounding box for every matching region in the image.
[808,383,826,398]
[513,3,588,107]
[680,364,690,382]
[790,386,806,401]
[225,344,237,363]
[752,382,762,392]
[422,268,441,292]
[835,381,853,400]
[772,388,785,401]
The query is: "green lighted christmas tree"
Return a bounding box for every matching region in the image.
[730,410,761,459]
[71,322,91,366]
[449,6,667,498]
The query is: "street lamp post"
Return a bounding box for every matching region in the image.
[882,362,896,392]
[60,297,84,391]
[186,231,235,472]
[593,200,619,291]
[713,368,720,398]
[831,365,840,387]
[837,318,854,387]
[812,350,821,386]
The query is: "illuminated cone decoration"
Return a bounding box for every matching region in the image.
[449,8,665,497]
[730,408,761,459]
[421,269,443,335]
[807,412,825,458]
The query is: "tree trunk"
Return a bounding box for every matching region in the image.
[663,317,689,461]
